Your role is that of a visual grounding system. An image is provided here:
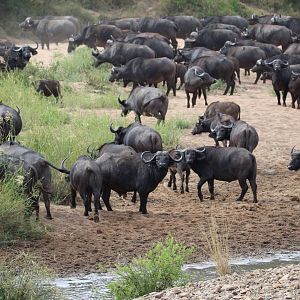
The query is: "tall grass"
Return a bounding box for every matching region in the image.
[202,214,231,276]
[0,174,46,243]
[107,235,193,300]
[0,253,61,300]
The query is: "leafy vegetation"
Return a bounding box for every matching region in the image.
[0,171,46,244]
[107,235,193,300]
[0,253,61,300]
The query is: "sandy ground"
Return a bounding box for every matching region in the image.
[1,42,300,275]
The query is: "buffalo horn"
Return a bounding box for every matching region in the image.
[195,147,206,153]
[282,60,289,67]
[292,71,300,77]
[169,150,183,162]
[291,145,296,154]
[12,46,22,52]
[16,106,21,114]
[32,41,38,50]
[69,37,75,42]
[194,69,205,78]
[141,151,157,163]
[221,123,234,129]
[118,96,126,106]
[92,48,99,56]
[109,123,120,133]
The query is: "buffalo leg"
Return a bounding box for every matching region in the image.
[70,188,77,208]
[177,78,184,90]
[179,171,184,194]
[282,90,288,107]
[254,72,261,84]
[202,88,208,105]
[198,88,202,99]
[138,192,149,214]
[102,187,113,211]
[93,191,101,223]
[42,191,52,220]
[185,169,190,192]
[249,179,257,203]
[208,179,215,200]
[186,91,190,108]
[80,193,90,216]
[131,191,137,203]
[237,180,248,201]
[236,70,241,84]
[135,113,142,123]
[291,93,297,109]
[230,79,235,95]
[197,177,208,201]
[274,89,281,105]
[192,92,197,107]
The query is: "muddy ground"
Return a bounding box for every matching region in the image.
[0,42,300,275]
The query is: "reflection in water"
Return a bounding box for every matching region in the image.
[52,251,300,299]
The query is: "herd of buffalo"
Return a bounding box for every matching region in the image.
[1,13,300,221]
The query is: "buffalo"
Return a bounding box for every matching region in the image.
[284,43,300,56]
[95,150,183,214]
[92,41,155,67]
[162,16,202,39]
[98,18,139,32]
[182,147,257,202]
[138,17,178,49]
[0,103,22,143]
[34,79,62,102]
[19,16,80,50]
[184,66,216,107]
[248,14,274,25]
[288,71,300,109]
[271,15,300,35]
[118,86,168,124]
[0,142,69,219]
[109,57,176,96]
[110,122,163,153]
[211,117,259,153]
[68,24,124,52]
[201,15,249,29]
[288,146,300,171]
[60,156,104,222]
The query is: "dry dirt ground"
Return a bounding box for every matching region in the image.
[1,42,300,276]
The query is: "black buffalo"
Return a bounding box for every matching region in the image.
[284,43,300,56]
[271,15,300,35]
[68,24,124,52]
[182,147,257,202]
[110,122,163,153]
[248,14,274,25]
[138,17,178,49]
[98,18,139,32]
[95,150,182,214]
[19,16,80,50]
[60,156,104,222]
[184,66,216,107]
[288,71,300,109]
[35,79,62,102]
[288,146,300,171]
[118,86,168,124]
[162,16,202,39]
[212,118,259,153]
[201,16,249,29]
[0,142,69,219]
[92,41,155,67]
[109,57,176,96]
[0,103,22,143]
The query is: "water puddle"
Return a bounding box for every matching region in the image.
[52,251,300,299]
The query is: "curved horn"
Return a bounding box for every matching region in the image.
[195,147,206,153]
[118,96,126,106]
[12,47,22,52]
[194,69,205,78]
[291,145,296,154]
[141,151,157,163]
[169,150,183,162]
[16,106,20,114]
[292,71,300,77]
[92,48,99,56]
[32,41,38,50]
[109,123,119,133]
[221,123,234,129]
[87,145,94,154]
[282,60,289,67]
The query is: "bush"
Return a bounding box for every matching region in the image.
[0,253,61,300]
[108,235,193,300]
[0,173,46,244]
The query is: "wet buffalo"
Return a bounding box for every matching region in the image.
[35,79,62,102]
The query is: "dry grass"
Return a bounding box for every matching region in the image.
[202,213,231,276]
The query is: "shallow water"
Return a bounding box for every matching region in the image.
[52,251,300,300]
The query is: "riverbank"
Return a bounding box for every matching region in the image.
[137,264,300,300]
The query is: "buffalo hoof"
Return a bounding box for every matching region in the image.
[180,190,184,194]
[94,215,99,223]
[173,186,177,191]
[167,182,172,188]
[210,196,215,200]
[46,215,53,220]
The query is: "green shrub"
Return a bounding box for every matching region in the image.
[0,253,61,300]
[108,235,193,300]
[0,174,46,244]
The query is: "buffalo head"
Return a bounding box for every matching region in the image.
[109,66,124,82]
[265,59,289,71]
[288,146,300,171]
[118,96,129,117]
[181,147,206,164]
[67,34,82,53]
[19,17,35,30]
[141,150,183,169]
[109,124,126,144]
[191,116,210,135]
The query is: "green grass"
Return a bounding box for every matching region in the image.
[107,235,193,300]
[0,173,46,244]
[0,253,62,300]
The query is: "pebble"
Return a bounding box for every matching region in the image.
[136,265,300,300]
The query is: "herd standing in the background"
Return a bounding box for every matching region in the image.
[1,13,300,220]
